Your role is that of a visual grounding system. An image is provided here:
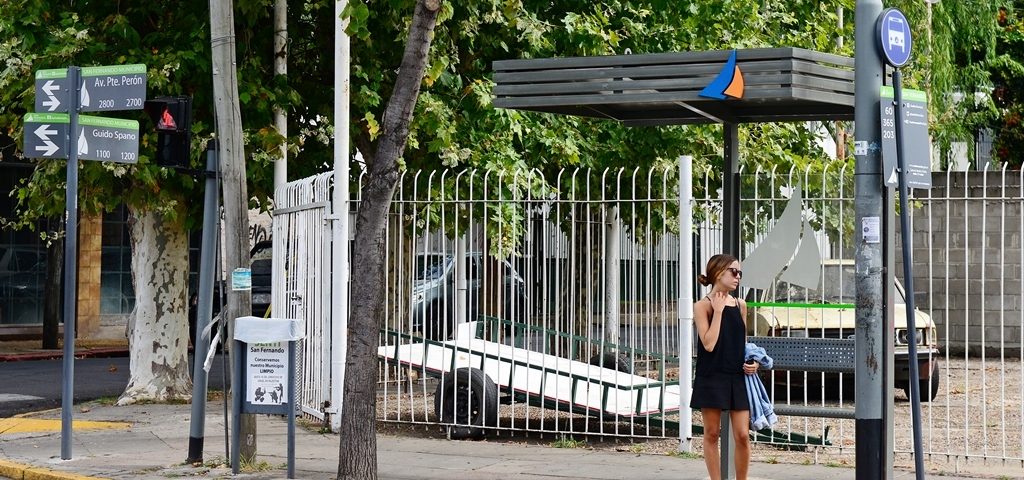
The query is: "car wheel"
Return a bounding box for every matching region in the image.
[588,353,633,374]
[906,363,940,402]
[433,368,499,439]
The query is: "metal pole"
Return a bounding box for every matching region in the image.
[60,65,81,461]
[720,122,740,480]
[892,69,926,480]
[187,141,220,464]
[678,155,694,453]
[329,0,351,431]
[854,2,889,479]
[230,339,243,474]
[287,340,296,479]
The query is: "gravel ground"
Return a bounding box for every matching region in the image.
[377,357,1024,478]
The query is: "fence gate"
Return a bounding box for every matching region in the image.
[273,172,336,422]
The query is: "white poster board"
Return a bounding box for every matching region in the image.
[246,342,288,405]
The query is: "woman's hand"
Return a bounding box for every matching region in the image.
[743,360,759,375]
[709,291,729,313]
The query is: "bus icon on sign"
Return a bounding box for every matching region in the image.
[887,17,906,52]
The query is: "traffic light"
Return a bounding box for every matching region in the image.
[144,96,192,168]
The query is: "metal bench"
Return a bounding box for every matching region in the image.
[748,335,856,419]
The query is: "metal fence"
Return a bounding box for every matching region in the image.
[273,172,337,422]
[278,161,1024,469]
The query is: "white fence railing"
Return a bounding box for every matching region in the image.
[273,172,336,422]
[279,162,1023,472]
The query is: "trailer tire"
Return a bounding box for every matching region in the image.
[433,367,498,439]
[589,353,633,374]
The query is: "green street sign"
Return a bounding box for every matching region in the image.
[23,113,70,159]
[23,113,139,164]
[34,64,146,113]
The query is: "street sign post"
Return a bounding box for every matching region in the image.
[880,86,930,188]
[24,64,146,461]
[35,64,146,113]
[877,7,927,479]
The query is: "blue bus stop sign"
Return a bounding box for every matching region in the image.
[877,8,912,67]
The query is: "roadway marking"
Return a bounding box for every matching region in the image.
[0,393,44,402]
[0,418,130,435]
[0,458,111,480]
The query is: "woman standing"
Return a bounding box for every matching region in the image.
[691,254,759,480]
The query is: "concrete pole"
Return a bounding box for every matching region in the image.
[273,0,288,189]
[678,155,694,453]
[187,142,219,464]
[854,1,891,478]
[209,0,255,461]
[329,0,351,432]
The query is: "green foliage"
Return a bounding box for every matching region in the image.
[0,0,294,231]
[992,3,1024,167]
[335,1,854,255]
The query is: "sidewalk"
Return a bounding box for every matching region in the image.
[0,340,127,363]
[0,402,991,480]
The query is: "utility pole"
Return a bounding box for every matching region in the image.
[209,0,255,462]
[854,1,891,479]
[273,0,288,190]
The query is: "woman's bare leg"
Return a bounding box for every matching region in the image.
[730,409,752,480]
[701,408,723,480]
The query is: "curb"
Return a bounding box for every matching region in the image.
[0,459,109,480]
[0,348,128,363]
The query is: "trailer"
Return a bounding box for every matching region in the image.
[378,320,682,439]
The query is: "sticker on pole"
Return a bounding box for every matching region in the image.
[877,8,912,67]
[231,268,252,291]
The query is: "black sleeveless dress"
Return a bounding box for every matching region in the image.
[690,304,749,411]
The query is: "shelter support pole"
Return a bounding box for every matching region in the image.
[678,155,694,453]
[854,1,892,478]
[720,122,740,479]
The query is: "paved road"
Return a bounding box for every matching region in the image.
[0,354,227,417]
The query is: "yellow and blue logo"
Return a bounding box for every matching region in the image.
[699,50,745,100]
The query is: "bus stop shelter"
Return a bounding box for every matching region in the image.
[492,46,856,477]
[493,47,853,256]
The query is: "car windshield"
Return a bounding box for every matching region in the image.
[415,254,451,281]
[768,262,907,305]
[770,263,854,304]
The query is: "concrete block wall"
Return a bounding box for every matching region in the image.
[898,171,1024,356]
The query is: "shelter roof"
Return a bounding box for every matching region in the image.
[492,47,854,126]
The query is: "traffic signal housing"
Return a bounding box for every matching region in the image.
[144,96,192,168]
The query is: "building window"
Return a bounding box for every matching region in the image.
[101,206,134,315]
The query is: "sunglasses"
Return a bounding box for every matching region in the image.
[726,267,743,278]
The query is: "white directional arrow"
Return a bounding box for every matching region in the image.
[33,124,60,156]
[41,80,61,111]
[80,82,91,108]
[78,129,89,156]
[888,168,899,185]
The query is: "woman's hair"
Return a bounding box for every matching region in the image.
[697,253,739,287]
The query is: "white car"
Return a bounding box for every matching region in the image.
[747,259,941,401]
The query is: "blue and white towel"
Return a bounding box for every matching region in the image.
[745,342,778,431]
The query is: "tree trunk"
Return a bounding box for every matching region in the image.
[42,233,63,350]
[118,207,192,405]
[338,1,441,479]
